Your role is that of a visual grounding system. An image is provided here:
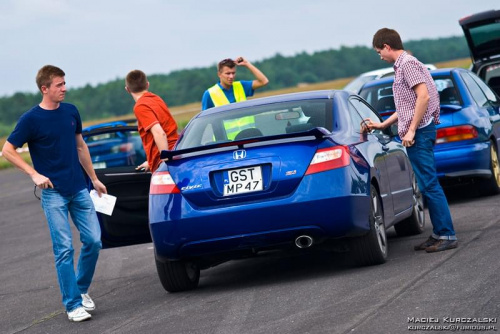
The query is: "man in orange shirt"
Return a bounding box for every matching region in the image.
[125,70,179,172]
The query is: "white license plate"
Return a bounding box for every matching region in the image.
[223,166,263,196]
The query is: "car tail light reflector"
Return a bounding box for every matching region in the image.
[305,146,350,175]
[110,143,133,153]
[436,125,478,144]
[150,171,180,194]
[119,143,133,152]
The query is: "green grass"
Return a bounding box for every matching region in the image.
[0,158,12,170]
[0,151,32,170]
[0,57,472,171]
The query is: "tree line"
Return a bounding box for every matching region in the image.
[0,36,469,137]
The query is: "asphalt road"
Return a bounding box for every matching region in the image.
[0,167,499,334]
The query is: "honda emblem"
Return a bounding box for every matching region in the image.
[233,149,247,160]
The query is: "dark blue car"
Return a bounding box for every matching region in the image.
[92,90,426,292]
[359,68,500,194]
[82,119,146,169]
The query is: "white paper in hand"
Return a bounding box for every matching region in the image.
[90,190,117,216]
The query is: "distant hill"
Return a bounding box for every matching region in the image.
[0,36,470,137]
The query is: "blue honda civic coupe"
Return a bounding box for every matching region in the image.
[359,68,500,195]
[87,90,425,292]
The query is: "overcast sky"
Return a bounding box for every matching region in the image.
[0,0,497,97]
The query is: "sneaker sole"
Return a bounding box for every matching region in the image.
[425,244,458,253]
[414,238,440,251]
[83,306,95,312]
[414,244,438,251]
[68,314,92,322]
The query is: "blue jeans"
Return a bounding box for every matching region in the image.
[406,123,457,240]
[41,188,102,312]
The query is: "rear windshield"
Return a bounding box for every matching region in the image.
[469,21,500,55]
[84,130,146,169]
[359,75,461,114]
[344,75,377,93]
[177,99,332,150]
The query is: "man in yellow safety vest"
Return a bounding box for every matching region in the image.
[201,57,269,110]
[201,57,269,140]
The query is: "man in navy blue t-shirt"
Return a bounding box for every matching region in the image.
[1,65,107,322]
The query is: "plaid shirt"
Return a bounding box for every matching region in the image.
[393,51,440,137]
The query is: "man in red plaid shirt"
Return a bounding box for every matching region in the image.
[364,28,458,253]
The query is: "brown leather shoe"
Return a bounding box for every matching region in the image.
[425,239,458,253]
[414,236,439,251]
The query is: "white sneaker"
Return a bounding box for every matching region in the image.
[67,306,91,322]
[81,293,95,312]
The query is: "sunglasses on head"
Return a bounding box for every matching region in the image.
[219,58,234,66]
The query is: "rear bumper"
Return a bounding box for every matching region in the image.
[149,171,371,260]
[435,141,491,179]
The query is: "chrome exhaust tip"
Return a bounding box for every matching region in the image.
[295,235,314,249]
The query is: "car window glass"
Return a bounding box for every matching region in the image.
[359,83,395,115]
[468,72,499,104]
[360,90,374,106]
[349,98,383,134]
[344,75,377,93]
[482,64,500,95]
[348,101,363,133]
[468,21,500,55]
[200,124,215,146]
[84,130,146,169]
[433,77,461,106]
[358,87,375,106]
[177,100,333,150]
[461,72,489,107]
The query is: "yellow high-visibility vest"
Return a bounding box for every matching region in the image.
[208,81,247,107]
[208,82,255,140]
[223,116,256,140]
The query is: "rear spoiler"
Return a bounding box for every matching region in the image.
[440,105,462,113]
[160,127,332,161]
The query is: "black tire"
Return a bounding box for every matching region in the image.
[350,185,388,266]
[155,258,200,292]
[394,173,425,236]
[480,141,500,196]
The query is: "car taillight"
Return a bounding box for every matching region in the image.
[150,171,180,194]
[436,125,478,144]
[305,146,350,175]
[110,143,133,153]
[119,143,133,152]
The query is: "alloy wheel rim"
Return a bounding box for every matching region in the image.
[372,193,387,254]
[491,145,500,187]
[413,177,425,227]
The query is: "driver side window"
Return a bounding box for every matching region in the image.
[349,98,383,134]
